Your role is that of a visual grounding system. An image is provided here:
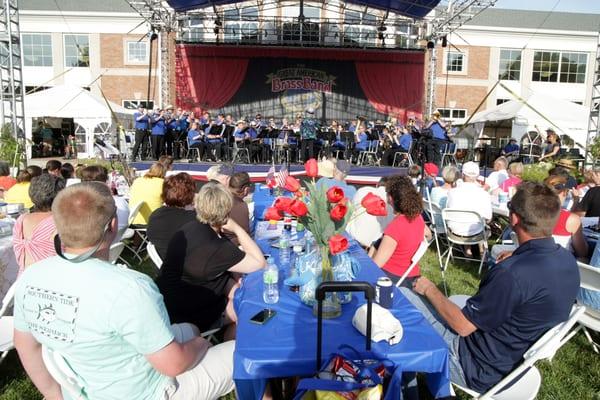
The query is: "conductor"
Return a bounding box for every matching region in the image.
[300,108,320,162]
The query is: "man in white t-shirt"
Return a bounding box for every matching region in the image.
[484,156,509,192]
[13,182,234,400]
[446,162,492,236]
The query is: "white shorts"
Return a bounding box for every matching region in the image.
[165,323,235,400]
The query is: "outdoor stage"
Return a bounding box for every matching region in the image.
[130,161,408,185]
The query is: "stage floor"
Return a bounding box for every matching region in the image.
[130,161,407,185]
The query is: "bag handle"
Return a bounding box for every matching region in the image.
[315,281,375,370]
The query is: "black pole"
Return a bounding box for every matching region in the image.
[147,32,158,107]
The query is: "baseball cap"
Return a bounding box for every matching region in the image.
[336,160,351,175]
[306,108,315,114]
[462,161,480,178]
[424,163,439,177]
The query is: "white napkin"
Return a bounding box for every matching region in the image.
[352,303,403,346]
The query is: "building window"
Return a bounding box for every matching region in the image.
[126,41,148,64]
[560,52,587,83]
[182,15,204,42]
[64,34,89,67]
[498,49,521,81]
[436,108,467,120]
[532,51,587,83]
[343,9,377,46]
[446,51,464,72]
[22,33,52,67]
[123,100,155,110]
[223,7,258,43]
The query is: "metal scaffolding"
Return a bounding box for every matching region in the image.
[0,0,25,141]
[126,1,177,107]
[586,32,600,165]
[424,0,497,117]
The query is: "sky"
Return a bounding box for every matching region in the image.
[494,0,600,14]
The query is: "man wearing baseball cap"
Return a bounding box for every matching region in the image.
[445,161,492,237]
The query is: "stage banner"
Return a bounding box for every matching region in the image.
[176,45,424,123]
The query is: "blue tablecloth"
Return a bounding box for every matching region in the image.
[233,225,452,399]
[252,185,276,224]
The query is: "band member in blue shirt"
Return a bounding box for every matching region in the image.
[165,105,177,157]
[187,122,205,161]
[205,114,225,162]
[150,108,167,160]
[351,122,369,163]
[247,121,261,163]
[131,105,150,161]
[425,111,451,166]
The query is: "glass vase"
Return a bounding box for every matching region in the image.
[311,245,342,319]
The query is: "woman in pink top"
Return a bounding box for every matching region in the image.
[545,175,587,258]
[13,173,66,274]
[499,162,524,193]
[372,175,430,288]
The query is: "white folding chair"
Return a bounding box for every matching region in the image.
[392,141,414,167]
[357,140,380,166]
[395,239,431,287]
[452,304,586,400]
[0,280,16,365]
[573,261,600,353]
[108,242,125,265]
[423,195,447,272]
[41,345,87,399]
[147,242,163,270]
[186,138,201,162]
[441,209,489,294]
[441,142,458,167]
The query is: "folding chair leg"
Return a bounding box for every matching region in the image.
[442,247,453,296]
[478,248,488,275]
[583,326,600,353]
[0,350,9,364]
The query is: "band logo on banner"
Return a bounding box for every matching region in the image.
[267,66,336,116]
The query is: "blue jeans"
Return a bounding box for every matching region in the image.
[400,287,467,388]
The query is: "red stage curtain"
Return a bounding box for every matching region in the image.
[176,46,249,111]
[355,61,424,121]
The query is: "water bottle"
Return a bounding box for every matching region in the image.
[290,245,303,292]
[279,222,292,266]
[263,258,279,304]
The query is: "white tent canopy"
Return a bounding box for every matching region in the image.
[24,85,134,158]
[468,92,590,148]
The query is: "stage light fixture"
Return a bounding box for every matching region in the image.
[149,31,158,41]
[214,18,223,27]
[441,36,448,47]
[377,25,387,32]
[427,40,435,49]
[378,32,385,40]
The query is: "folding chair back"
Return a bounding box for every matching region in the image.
[395,239,430,287]
[128,201,144,226]
[578,261,600,292]
[0,280,16,317]
[442,208,487,245]
[575,262,600,352]
[41,345,87,400]
[108,242,125,264]
[453,305,585,400]
[147,242,163,269]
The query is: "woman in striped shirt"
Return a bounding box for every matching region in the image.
[13,173,66,274]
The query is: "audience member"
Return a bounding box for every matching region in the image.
[147,173,197,260]
[45,159,62,177]
[484,156,508,192]
[206,164,234,187]
[347,177,394,248]
[445,162,492,236]
[401,181,579,393]
[60,162,81,186]
[499,162,523,193]
[371,176,429,287]
[224,172,251,245]
[13,174,65,274]
[129,162,166,225]
[157,182,266,339]
[316,160,357,199]
[429,165,459,208]
[407,164,421,187]
[159,155,174,171]
[13,182,235,400]
[80,165,130,234]
[5,168,38,208]
[544,175,588,258]
[0,160,16,193]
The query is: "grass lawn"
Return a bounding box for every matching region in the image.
[1,249,599,399]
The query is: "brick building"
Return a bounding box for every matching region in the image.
[20,0,158,111]
[433,8,600,126]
